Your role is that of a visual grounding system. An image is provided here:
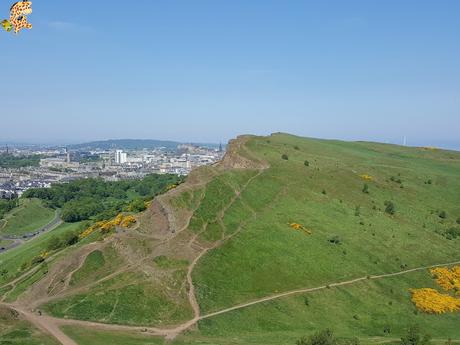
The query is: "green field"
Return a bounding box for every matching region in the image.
[0,198,56,237]
[2,134,460,344]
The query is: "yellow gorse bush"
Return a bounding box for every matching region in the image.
[410,266,460,314]
[360,174,373,181]
[430,266,460,294]
[120,215,136,228]
[79,214,137,239]
[166,184,178,191]
[288,223,312,235]
[410,288,460,314]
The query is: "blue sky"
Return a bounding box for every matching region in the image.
[1,0,459,148]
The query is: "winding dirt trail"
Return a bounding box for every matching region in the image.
[4,259,460,345]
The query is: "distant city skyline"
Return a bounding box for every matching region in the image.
[2,1,459,150]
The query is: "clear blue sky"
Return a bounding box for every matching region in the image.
[1,0,459,148]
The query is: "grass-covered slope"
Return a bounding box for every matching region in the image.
[192,134,460,313]
[183,133,459,341]
[0,198,55,237]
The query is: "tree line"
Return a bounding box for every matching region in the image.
[23,174,184,223]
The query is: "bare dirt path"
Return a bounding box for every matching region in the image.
[3,259,460,345]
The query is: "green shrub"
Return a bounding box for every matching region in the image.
[281,154,289,160]
[31,255,45,265]
[384,201,396,215]
[362,184,369,194]
[400,325,432,345]
[304,160,310,167]
[438,211,447,219]
[457,217,460,225]
[128,198,147,212]
[445,227,460,240]
[62,232,79,246]
[294,145,300,150]
[46,236,63,251]
[329,236,341,245]
[296,329,339,345]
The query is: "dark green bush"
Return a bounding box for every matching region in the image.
[385,201,396,215]
[362,184,369,194]
[281,154,289,160]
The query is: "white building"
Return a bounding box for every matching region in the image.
[115,150,127,164]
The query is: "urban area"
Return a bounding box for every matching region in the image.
[0,141,225,199]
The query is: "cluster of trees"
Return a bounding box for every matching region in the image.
[0,198,19,219]
[23,174,184,223]
[0,153,41,168]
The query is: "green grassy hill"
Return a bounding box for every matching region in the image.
[1,133,460,345]
[0,198,56,237]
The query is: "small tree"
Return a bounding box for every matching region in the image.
[385,201,396,215]
[281,154,289,160]
[62,232,79,246]
[362,184,369,194]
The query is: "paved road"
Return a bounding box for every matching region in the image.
[0,210,62,254]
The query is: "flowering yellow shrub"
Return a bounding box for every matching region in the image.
[120,215,136,228]
[79,214,136,239]
[360,174,373,181]
[430,266,460,294]
[289,223,312,235]
[410,288,460,314]
[166,184,177,191]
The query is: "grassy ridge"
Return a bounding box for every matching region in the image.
[0,198,55,236]
[188,134,460,339]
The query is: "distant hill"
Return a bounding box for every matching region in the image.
[69,139,222,151]
[69,139,181,150]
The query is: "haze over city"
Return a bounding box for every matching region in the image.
[2,0,459,149]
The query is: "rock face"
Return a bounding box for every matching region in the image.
[219,135,269,170]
